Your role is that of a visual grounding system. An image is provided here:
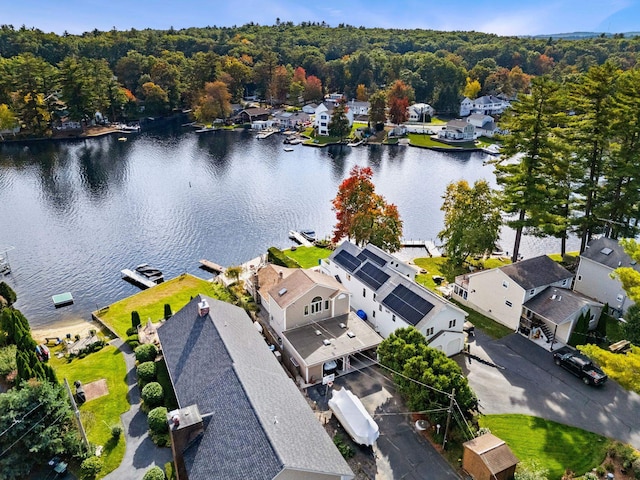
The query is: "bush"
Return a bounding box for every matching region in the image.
[0,282,17,306]
[148,406,169,434]
[111,425,122,439]
[142,382,164,409]
[131,310,141,329]
[135,343,158,363]
[137,361,157,383]
[126,326,137,336]
[267,247,300,268]
[80,456,104,479]
[0,344,17,376]
[332,433,354,459]
[142,466,166,480]
[164,303,172,320]
[165,461,176,480]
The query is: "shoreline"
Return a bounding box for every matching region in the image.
[31,317,102,343]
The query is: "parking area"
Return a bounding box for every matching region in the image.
[459,331,640,449]
[307,365,460,480]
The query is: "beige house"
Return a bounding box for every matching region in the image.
[251,266,382,384]
[463,433,518,480]
[454,256,602,346]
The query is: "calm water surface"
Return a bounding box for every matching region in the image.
[0,125,573,329]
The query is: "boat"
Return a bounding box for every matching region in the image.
[300,230,316,242]
[118,137,127,142]
[135,263,164,284]
[119,124,140,132]
[283,147,294,152]
[195,126,218,133]
[328,387,379,446]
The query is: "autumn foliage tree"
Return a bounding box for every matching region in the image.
[194,81,231,123]
[332,166,403,252]
[387,80,414,124]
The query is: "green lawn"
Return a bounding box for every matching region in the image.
[407,133,476,149]
[479,414,610,479]
[283,246,333,268]
[96,274,232,338]
[51,345,129,476]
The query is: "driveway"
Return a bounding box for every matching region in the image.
[308,366,460,480]
[103,340,172,480]
[459,331,640,449]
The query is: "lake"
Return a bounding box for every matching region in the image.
[0,124,574,329]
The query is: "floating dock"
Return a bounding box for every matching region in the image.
[288,230,314,247]
[121,269,157,289]
[256,129,277,139]
[199,259,226,274]
[52,292,74,308]
[400,240,441,257]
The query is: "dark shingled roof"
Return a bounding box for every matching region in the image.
[500,255,573,290]
[524,287,601,326]
[157,296,353,480]
[581,237,640,271]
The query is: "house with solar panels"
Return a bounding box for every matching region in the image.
[322,242,467,356]
[573,237,637,316]
[248,265,383,384]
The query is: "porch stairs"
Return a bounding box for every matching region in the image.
[539,323,554,345]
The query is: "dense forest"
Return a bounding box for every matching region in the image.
[0,23,639,135]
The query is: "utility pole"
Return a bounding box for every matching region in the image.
[64,378,89,451]
[442,388,455,450]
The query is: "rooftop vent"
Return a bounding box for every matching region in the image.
[347,331,356,338]
[323,339,331,346]
[339,322,347,329]
[278,288,287,296]
[197,300,210,317]
[315,330,322,336]
[600,247,613,255]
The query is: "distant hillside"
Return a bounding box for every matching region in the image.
[529,31,640,40]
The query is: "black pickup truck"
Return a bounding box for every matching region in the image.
[552,347,608,386]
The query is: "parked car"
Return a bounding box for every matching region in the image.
[552,347,607,386]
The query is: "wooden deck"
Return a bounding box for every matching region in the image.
[289,230,314,247]
[199,259,226,273]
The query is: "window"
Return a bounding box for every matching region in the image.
[373,293,376,301]
[362,288,366,297]
[311,296,322,314]
[324,300,329,310]
[577,275,582,281]
[449,319,456,328]
[304,305,309,316]
[530,289,535,295]
[505,300,513,307]
[372,311,376,318]
[502,280,509,288]
[392,314,396,322]
[379,304,382,311]
[426,327,434,336]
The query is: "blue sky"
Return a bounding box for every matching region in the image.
[3,0,640,36]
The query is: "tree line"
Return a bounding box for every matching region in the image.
[1,23,640,135]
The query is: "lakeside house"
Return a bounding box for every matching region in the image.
[460,95,511,117]
[321,242,467,356]
[247,266,383,384]
[438,119,475,141]
[466,113,499,137]
[453,255,603,347]
[273,110,311,130]
[314,102,354,136]
[573,237,638,316]
[407,103,435,122]
[157,296,354,480]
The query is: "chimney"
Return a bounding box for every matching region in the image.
[197,299,210,317]
[167,405,204,480]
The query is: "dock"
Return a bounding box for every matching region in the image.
[121,269,157,289]
[288,230,314,247]
[199,259,226,274]
[52,292,74,308]
[400,240,441,257]
[256,129,277,139]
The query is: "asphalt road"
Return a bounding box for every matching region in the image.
[459,331,640,449]
[309,366,461,480]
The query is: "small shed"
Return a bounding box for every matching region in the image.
[463,433,519,480]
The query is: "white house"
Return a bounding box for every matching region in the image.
[460,95,511,117]
[302,103,318,114]
[574,237,637,316]
[438,119,475,141]
[454,255,602,346]
[466,113,498,138]
[322,242,467,356]
[273,110,310,130]
[314,102,354,136]
[347,99,370,116]
[407,103,435,122]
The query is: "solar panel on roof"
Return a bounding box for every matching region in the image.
[357,249,387,267]
[382,284,434,326]
[334,250,362,273]
[354,262,390,290]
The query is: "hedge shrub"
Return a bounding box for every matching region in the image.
[80,456,104,479]
[148,406,169,434]
[135,343,158,363]
[142,466,166,480]
[141,382,164,409]
[137,361,157,383]
[267,247,300,268]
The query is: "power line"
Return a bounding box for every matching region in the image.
[0,402,43,439]
[0,409,66,458]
